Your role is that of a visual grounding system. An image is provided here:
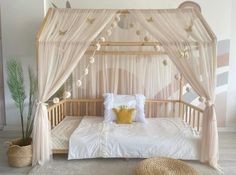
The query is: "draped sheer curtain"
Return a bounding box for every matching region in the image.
[33,9,117,166]
[71,54,179,101]
[130,9,218,168]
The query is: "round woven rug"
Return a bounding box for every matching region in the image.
[135,157,199,175]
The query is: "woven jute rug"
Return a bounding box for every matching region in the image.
[135,157,199,175]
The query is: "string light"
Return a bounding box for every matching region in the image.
[76,80,82,87]
[53,97,60,104]
[52,14,121,103]
[63,91,71,99]
[89,57,95,64]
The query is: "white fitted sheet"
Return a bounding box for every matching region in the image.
[68,116,200,160]
[51,116,82,150]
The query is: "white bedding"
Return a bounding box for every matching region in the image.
[51,116,82,150]
[68,116,200,160]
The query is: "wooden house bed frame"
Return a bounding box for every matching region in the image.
[42,9,207,155]
[48,98,204,154]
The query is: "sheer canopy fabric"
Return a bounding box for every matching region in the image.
[129,9,218,168]
[33,8,117,165]
[34,8,218,169]
[71,55,179,101]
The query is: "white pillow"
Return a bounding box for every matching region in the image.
[103,93,146,123]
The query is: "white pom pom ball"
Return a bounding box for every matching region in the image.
[53,97,60,104]
[84,68,89,75]
[76,80,82,87]
[63,91,71,99]
[99,37,105,42]
[89,57,95,64]
[96,43,101,51]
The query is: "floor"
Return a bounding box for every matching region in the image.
[0,131,236,175]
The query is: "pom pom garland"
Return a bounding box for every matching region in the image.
[96,43,101,51]
[84,68,89,75]
[89,57,95,64]
[63,91,71,99]
[99,37,105,42]
[76,80,82,87]
[53,97,60,104]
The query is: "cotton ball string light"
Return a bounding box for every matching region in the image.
[76,80,82,87]
[63,91,71,99]
[53,97,60,104]
[84,68,89,75]
[99,37,106,42]
[106,29,112,36]
[162,59,168,66]
[154,44,161,52]
[199,75,203,82]
[89,57,95,64]
[96,43,101,51]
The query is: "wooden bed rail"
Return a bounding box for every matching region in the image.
[47,99,204,132]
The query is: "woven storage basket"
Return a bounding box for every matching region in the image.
[135,157,199,175]
[7,138,32,167]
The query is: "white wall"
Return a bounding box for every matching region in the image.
[227,0,236,127]
[0,0,44,129]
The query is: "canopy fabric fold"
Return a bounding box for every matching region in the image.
[129,9,218,168]
[33,8,117,165]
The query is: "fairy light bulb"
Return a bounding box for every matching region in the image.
[89,57,95,64]
[53,97,60,104]
[99,37,105,42]
[96,43,101,51]
[63,91,71,99]
[84,68,89,75]
[76,80,82,87]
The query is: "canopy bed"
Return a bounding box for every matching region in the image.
[33,8,219,171]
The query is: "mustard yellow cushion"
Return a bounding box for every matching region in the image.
[112,107,136,124]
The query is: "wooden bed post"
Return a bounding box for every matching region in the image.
[178,74,183,118]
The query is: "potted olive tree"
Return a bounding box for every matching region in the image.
[6,59,37,167]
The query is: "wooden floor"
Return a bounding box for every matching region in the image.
[0,130,236,175]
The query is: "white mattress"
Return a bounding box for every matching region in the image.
[51,116,82,150]
[68,116,200,160]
